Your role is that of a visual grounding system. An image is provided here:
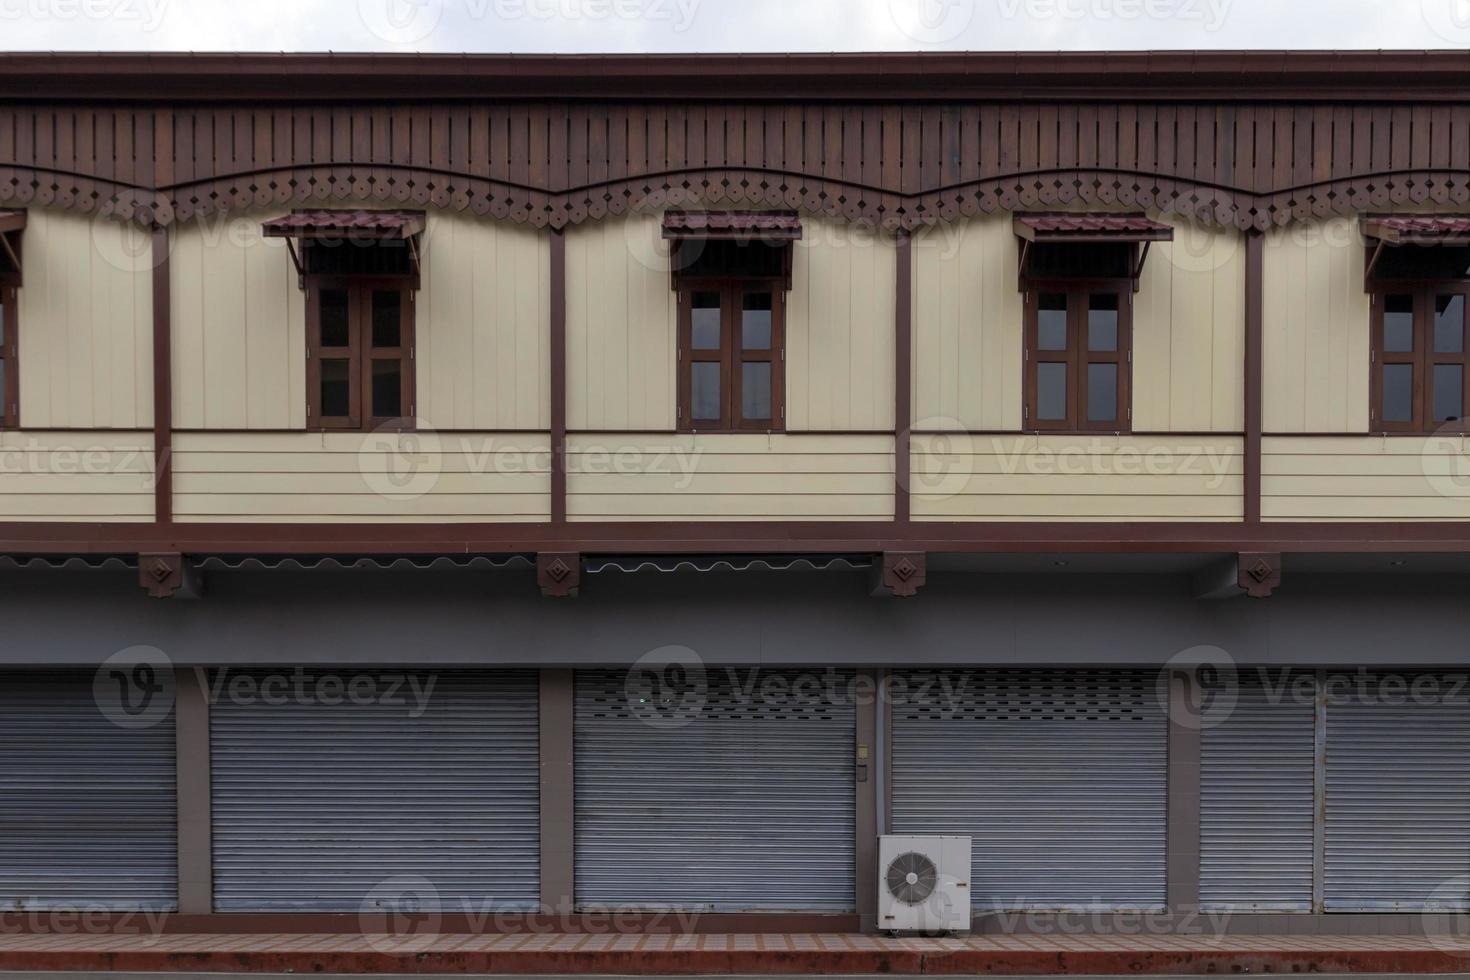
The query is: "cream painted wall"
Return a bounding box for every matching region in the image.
[912,433,1244,521]
[172,432,550,523]
[17,209,153,429]
[0,430,154,521]
[912,213,1244,433]
[171,209,549,431]
[786,218,896,431]
[567,433,894,521]
[1262,217,1372,434]
[418,211,551,431]
[565,211,677,431]
[1264,435,1470,521]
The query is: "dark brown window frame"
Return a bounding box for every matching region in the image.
[1369,281,1470,435]
[1022,277,1133,433]
[676,276,786,434]
[0,279,16,429]
[306,275,416,432]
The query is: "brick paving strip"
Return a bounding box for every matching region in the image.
[0,933,1468,975]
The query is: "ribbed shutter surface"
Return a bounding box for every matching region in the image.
[574,668,856,911]
[0,670,177,910]
[891,669,1166,910]
[1324,671,1470,911]
[212,669,539,912]
[1200,670,1316,910]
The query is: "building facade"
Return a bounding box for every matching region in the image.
[1,51,1469,936]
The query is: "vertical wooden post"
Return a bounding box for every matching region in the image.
[152,226,172,525]
[549,229,568,525]
[175,668,212,914]
[1244,228,1264,525]
[539,669,575,914]
[1166,669,1202,913]
[894,231,913,525]
[855,669,879,932]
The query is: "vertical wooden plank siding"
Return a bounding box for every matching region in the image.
[895,232,912,524]
[152,226,172,523]
[550,229,567,524]
[1245,229,1263,524]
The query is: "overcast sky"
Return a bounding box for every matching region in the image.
[1,0,1467,52]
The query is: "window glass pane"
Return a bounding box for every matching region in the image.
[1384,295,1415,352]
[1037,362,1067,421]
[372,360,402,418]
[1038,293,1067,350]
[1382,363,1414,423]
[691,362,721,421]
[742,293,773,350]
[320,289,350,348]
[1088,294,1118,351]
[691,292,722,350]
[372,290,402,348]
[1435,294,1465,353]
[1087,363,1118,422]
[0,357,6,413]
[320,358,351,418]
[1435,364,1464,423]
[742,362,772,421]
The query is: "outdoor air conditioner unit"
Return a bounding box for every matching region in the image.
[877,834,971,935]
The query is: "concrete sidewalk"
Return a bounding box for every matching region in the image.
[1,933,1469,975]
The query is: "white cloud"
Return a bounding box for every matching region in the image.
[0,0,1452,51]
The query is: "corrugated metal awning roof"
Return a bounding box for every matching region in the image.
[662,211,803,241]
[1362,215,1470,245]
[261,210,426,240]
[1014,213,1174,243]
[586,554,869,575]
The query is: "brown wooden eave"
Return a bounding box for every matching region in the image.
[2,50,1470,102]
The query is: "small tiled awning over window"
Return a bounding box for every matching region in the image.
[1362,216,1470,246]
[662,211,803,241]
[261,210,426,240]
[262,210,425,288]
[0,210,25,283]
[1013,213,1174,243]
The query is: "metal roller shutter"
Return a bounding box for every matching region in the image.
[1200,669,1316,911]
[574,668,856,911]
[0,670,178,910]
[1325,671,1470,911]
[212,669,539,912]
[891,669,1166,910]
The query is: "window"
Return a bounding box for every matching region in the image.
[1025,286,1131,431]
[1371,286,1470,433]
[664,213,798,433]
[0,282,15,428]
[678,285,784,431]
[306,279,414,430]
